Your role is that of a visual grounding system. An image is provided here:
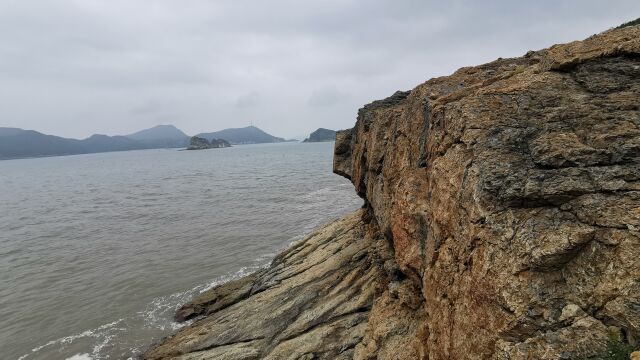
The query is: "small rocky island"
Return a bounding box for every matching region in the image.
[303,128,336,142]
[186,136,231,150]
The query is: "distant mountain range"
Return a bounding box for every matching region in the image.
[0,125,287,160]
[196,126,286,145]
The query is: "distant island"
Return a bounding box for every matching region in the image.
[303,128,336,142]
[0,124,286,160]
[196,126,285,145]
[186,136,231,150]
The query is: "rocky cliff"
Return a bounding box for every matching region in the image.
[144,23,640,359]
[334,23,640,359]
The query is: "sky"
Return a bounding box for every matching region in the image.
[0,1,638,139]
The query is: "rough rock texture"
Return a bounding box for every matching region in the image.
[145,24,640,359]
[145,211,422,360]
[335,24,640,359]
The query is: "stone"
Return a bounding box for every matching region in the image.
[333,22,640,359]
[144,211,405,359]
[559,304,586,322]
[144,21,640,359]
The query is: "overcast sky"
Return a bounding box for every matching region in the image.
[0,1,638,139]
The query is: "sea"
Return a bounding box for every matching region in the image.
[0,142,362,360]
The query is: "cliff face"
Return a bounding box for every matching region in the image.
[335,24,640,359]
[144,24,639,360]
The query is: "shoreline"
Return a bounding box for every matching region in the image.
[142,210,422,359]
[16,218,348,360]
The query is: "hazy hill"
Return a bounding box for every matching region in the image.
[196,126,285,145]
[125,125,189,147]
[0,127,27,137]
[81,134,145,153]
[0,129,85,159]
[126,124,187,140]
[303,128,336,142]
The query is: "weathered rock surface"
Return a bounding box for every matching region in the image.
[145,23,640,359]
[145,211,422,360]
[334,23,640,359]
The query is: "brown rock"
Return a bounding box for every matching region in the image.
[333,23,640,359]
[144,22,640,360]
[144,211,406,359]
[174,274,258,322]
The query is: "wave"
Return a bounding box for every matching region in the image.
[17,264,269,360]
[14,210,351,360]
[17,320,126,360]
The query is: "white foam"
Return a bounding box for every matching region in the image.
[200,265,265,293]
[66,354,92,360]
[18,320,124,360]
[19,260,273,359]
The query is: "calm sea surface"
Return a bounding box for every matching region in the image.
[0,142,362,360]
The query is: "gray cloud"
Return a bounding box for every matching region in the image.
[235,91,260,108]
[130,99,173,115]
[0,0,638,138]
[308,86,345,107]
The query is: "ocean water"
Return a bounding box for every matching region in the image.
[0,142,362,360]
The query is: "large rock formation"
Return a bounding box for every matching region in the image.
[335,23,640,359]
[144,23,640,359]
